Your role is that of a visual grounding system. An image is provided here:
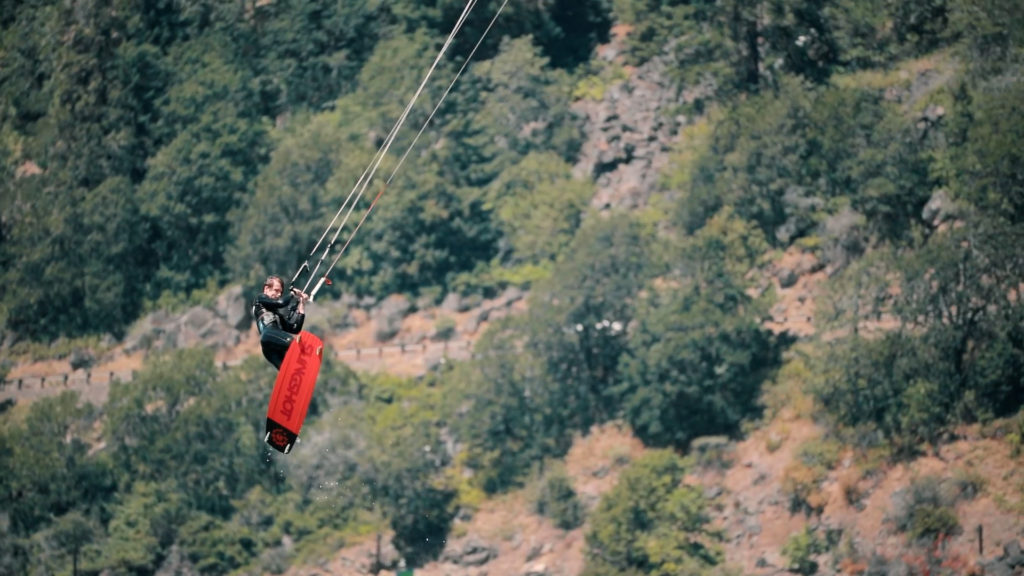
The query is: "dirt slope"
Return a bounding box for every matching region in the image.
[281,247,1022,576]
[4,248,1020,576]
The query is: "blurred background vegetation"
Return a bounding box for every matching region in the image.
[1,0,1022,574]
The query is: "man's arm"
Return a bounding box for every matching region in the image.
[280,289,307,333]
[255,292,294,310]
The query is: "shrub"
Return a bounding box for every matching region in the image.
[950,468,986,501]
[782,527,825,575]
[533,465,584,530]
[799,438,842,470]
[782,462,829,515]
[906,506,960,542]
[572,63,628,101]
[433,315,457,341]
[583,450,722,576]
[888,475,963,543]
[690,436,734,471]
[1009,411,1024,458]
[782,438,843,515]
[838,468,866,507]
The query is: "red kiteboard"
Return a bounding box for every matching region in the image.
[265,331,324,454]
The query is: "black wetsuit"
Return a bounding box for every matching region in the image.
[251,292,305,370]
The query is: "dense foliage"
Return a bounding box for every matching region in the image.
[583,450,722,576]
[0,0,602,338]
[2,0,1022,574]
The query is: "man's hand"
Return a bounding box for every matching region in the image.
[291,287,310,302]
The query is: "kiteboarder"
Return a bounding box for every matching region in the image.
[251,275,308,370]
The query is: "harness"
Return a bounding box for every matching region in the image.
[256,312,279,335]
[252,298,282,336]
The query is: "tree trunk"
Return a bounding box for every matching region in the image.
[744,4,761,88]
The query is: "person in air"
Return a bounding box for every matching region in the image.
[251,275,309,369]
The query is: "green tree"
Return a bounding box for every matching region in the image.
[618,212,782,448]
[250,0,381,112]
[0,8,167,338]
[177,512,259,576]
[104,349,267,515]
[816,216,1024,452]
[44,1,132,188]
[816,333,920,452]
[35,510,101,576]
[525,213,659,435]
[894,216,1024,420]
[899,378,951,450]
[803,84,933,242]
[53,513,95,572]
[349,30,455,144]
[391,0,611,71]
[447,319,557,494]
[0,392,112,535]
[684,77,932,245]
[487,151,593,266]
[613,0,748,96]
[892,0,951,53]
[949,0,1024,78]
[825,0,896,68]
[228,97,375,286]
[814,249,894,336]
[338,166,497,297]
[540,0,614,70]
[1,176,150,339]
[104,350,215,481]
[140,42,269,296]
[230,486,321,552]
[583,450,721,576]
[0,0,58,131]
[439,36,581,188]
[949,77,1024,224]
[534,465,585,530]
[355,374,456,566]
[99,481,186,575]
[680,78,814,238]
[763,0,843,84]
[0,522,29,576]
[620,0,882,86]
[233,31,508,296]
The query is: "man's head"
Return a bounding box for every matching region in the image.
[263,275,284,298]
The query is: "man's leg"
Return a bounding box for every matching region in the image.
[260,327,294,370]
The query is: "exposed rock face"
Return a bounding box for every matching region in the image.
[458,286,525,335]
[123,285,249,353]
[372,294,412,342]
[154,544,198,576]
[979,540,1024,576]
[69,348,97,371]
[573,44,703,211]
[216,285,250,330]
[442,536,499,567]
[523,561,550,576]
[922,188,957,228]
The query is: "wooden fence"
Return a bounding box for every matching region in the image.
[1,339,475,395]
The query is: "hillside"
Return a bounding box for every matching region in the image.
[5,246,1020,576]
[273,250,1023,576]
[2,2,1022,575]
